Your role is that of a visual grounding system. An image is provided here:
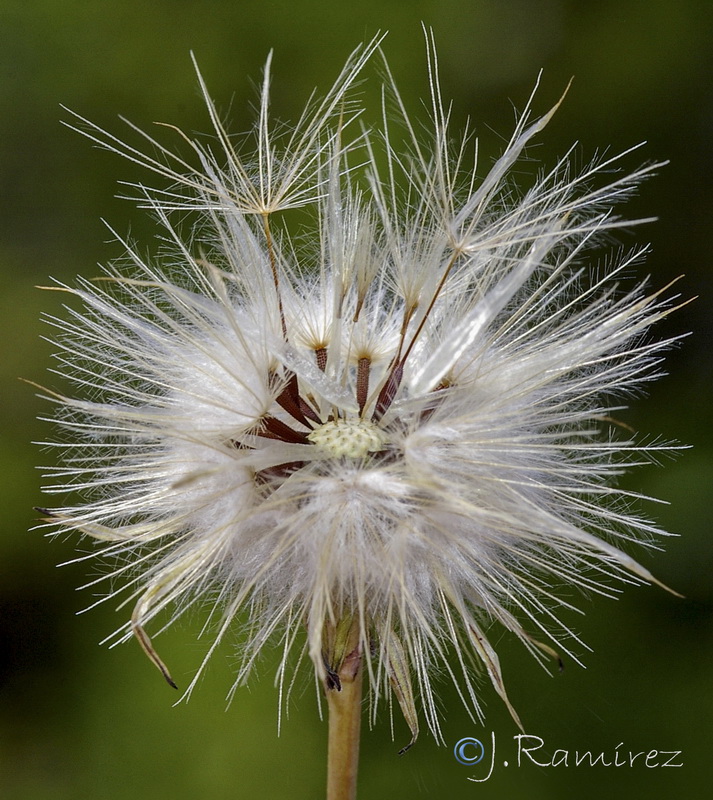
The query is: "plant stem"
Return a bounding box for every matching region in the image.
[325,626,363,800]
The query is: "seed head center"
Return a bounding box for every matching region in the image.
[307,419,386,458]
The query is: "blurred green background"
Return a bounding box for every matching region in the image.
[1,1,711,798]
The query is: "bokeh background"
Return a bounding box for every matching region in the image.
[1,1,711,798]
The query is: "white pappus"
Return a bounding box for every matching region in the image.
[36,33,684,746]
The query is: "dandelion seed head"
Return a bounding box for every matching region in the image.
[38,34,683,745]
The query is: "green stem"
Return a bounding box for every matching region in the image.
[325,624,363,800]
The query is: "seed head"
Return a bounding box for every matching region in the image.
[37,33,683,745]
